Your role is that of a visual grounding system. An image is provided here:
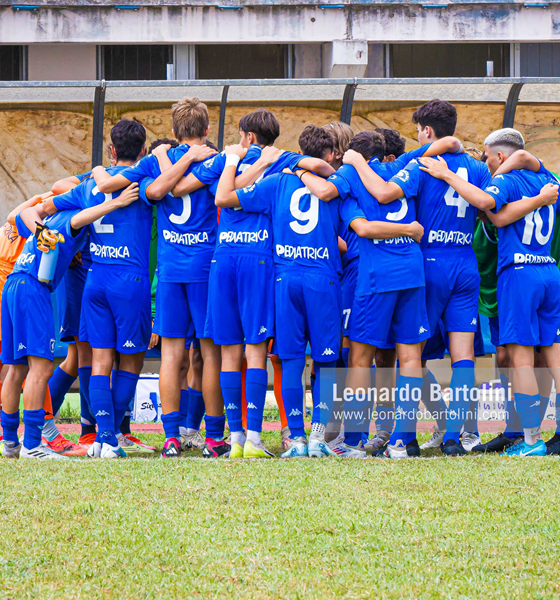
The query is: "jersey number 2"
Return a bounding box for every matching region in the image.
[91,186,114,233]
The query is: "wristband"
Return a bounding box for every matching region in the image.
[225,154,241,168]
[297,170,309,180]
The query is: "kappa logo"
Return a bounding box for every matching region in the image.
[485,185,500,195]
[259,326,268,335]
[96,410,110,417]
[226,403,238,410]
[557,329,560,336]
[322,348,335,356]
[17,343,26,351]
[315,402,328,410]
[471,318,477,326]
[529,400,540,408]
[289,408,302,417]
[123,340,136,348]
[419,326,428,334]
[247,402,257,409]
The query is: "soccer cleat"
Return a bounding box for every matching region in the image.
[20,445,68,459]
[86,441,102,458]
[161,437,181,458]
[461,432,482,452]
[309,435,337,458]
[501,439,547,457]
[202,438,231,458]
[440,439,467,456]
[43,434,88,457]
[420,428,444,450]
[471,433,522,453]
[118,433,156,453]
[546,433,560,455]
[364,430,390,452]
[243,439,275,459]
[78,432,97,451]
[280,436,308,458]
[331,440,367,458]
[0,440,21,458]
[100,443,128,458]
[230,441,244,459]
[384,439,421,459]
[280,426,292,452]
[180,431,206,451]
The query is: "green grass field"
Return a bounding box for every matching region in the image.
[2,431,560,600]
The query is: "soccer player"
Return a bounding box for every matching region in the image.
[419,128,559,456]
[0,181,139,458]
[295,131,428,458]
[42,120,153,459]
[342,100,492,455]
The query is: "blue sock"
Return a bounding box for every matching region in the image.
[179,388,190,430]
[1,409,20,444]
[205,414,225,440]
[342,347,350,369]
[187,388,205,431]
[161,410,181,439]
[221,371,243,433]
[443,360,475,443]
[422,370,447,430]
[23,408,45,450]
[282,357,306,438]
[90,375,117,445]
[312,360,337,426]
[112,370,139,433]
[80,389,96,430]
[246,368,268,433]
[539,395,549,424]
[515,392,541,430]
[463,398,479,435]
[48,367,77,417]
[389,375,422,446]
[79,366,92,411]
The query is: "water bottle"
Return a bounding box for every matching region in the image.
[38,232,60,284]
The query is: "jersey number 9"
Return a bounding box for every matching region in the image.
[289,188,319,234]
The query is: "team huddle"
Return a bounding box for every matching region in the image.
[2,96,560,460]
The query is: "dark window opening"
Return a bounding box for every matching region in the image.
[101,45,173,80]
[520,43,560,77]
[197,44,287,79]
[0,46,26,81]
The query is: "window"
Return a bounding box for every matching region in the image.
[0,45,26,81]
[100,45,173,80]
[390,44,510,78]
[520,44,560,77]
[197,44,288,79]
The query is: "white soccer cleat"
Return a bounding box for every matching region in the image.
[20,445,68,460]
[181,430,206,451]
[100,443,127,458]
[461,431,482,452]
[280,436,308,458]
[280,426,292,451]
[308,434,337,458]
[364,430,391,452]
[330,441,367,458]
[86,441,102,458]
[1,440,21,458]
[420,428,444,450]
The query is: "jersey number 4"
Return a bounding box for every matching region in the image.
[444,167,470,218]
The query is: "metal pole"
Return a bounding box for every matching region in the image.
[340,81,357,125]
[502,82,524,129]
[217,85,230,151]
[92,79,106,168]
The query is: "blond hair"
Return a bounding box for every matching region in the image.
[171,97,209,141]
[464,146,484,161]
[323,121,354,157]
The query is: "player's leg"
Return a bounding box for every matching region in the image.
[368,346,396,451]
[77,340,97,449]
[179,344,191,436]
[220,343,245,457]
[90,347,119,456]
[184,343,206,449]
[243,342,271,457]
[0,364,27,457]
[269,349,289,449]
[534,349,553,424]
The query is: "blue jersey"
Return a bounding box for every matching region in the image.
[75,170,92,182]
[237,174,342,276]
[338,220,359,271]
[485,166,557,276]
[331,158,424,295]
[375,143,432,180]
[391,153,492,254]
[121,145,217,283]
[192,146,308,256]
[53,166,153,274]
[12,210,86,292]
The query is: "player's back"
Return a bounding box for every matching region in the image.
[0,222,27,283]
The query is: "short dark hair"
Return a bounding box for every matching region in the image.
[412,100,457,138]
[110,120,146,161]
[148,138,179,154]
[205,140,219,152]
[348,131,386,162]
[239,109,280,146]
[298,125,334,159]
[375,128,406,158]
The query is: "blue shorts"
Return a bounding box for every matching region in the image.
[424,249,480,334]
[154,280,209,340]
[488,315,500,348]
[205,252,274,345]
[1,273,56,364]
[422,321,447,361]
[341,259,358,338]
[59,261,89,342]
[81,264,151,354]
[351,286,430,347]
[498,264,560,347]
[275,269,341,361]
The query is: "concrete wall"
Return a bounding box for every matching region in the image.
[28,44,97,81]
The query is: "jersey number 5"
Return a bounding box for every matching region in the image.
[170,194,192,225]
[289,188,319,234]
[91,186,114,233]
[444,167,470,218]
